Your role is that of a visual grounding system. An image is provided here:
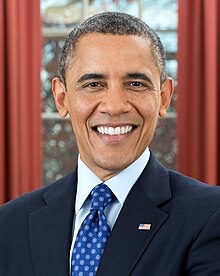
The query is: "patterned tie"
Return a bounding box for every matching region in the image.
[71,183,113,276]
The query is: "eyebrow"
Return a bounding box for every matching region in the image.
[125,72,155,90]
[76,72,155,89]
[77,73,107,83]
[125,72,153,84]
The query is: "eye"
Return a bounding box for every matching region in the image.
[83,82,103,88]
[87,82,102,87]
[125,81,148,91]
[82,81,105,91]
[128,81,144,87]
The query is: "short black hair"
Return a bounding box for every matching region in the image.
[58,11,167,86]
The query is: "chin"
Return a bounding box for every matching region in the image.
[95,156,134,175]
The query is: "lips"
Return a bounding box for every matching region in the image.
[96,125,135,136]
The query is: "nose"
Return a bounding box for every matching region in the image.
[98,86,131,116]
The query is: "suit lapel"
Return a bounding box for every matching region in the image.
[97,153,172,276]
[29,171,77,276]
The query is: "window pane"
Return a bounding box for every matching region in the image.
[88,0,140,17]
[41,0,83,27]
[157,31,177,53]
[142,0,177,30]
[151,117,177,170]
[42,37,64,112]
[43,117,78,185]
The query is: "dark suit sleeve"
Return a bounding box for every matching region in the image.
[187,208,220,275]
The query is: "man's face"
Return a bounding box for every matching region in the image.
[52,33,173,180]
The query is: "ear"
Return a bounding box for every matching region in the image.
[51,77,69,118]
[159,77,174,118]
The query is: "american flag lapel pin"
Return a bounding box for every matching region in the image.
[138,223,152,231]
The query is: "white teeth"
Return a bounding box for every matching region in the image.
[96,126,133,135]
[109,127,114,135]
[115,127,120,135]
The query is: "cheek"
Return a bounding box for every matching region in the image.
[136,96,160,120]
[68,96,94,122]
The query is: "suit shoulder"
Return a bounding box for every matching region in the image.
[0,171,76,218]
[168,169,220,210]
[169,169,220,192]
[0,171,76,257]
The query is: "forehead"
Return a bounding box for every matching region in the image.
[69,33,153,60]
[74,33,152,56]
[66,33,160,79]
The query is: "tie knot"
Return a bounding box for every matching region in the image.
[90,184,113,211]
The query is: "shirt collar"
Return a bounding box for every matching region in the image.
[76,147,150,214]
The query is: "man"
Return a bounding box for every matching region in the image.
[0,12,220,276]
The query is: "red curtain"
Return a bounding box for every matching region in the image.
[177,0,220,185]
[0,0,42,204]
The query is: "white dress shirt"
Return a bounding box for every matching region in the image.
[69,147,150,273]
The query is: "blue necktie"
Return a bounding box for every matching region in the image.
[71,183,113,276]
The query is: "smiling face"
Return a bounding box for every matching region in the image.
[52,33,173,180]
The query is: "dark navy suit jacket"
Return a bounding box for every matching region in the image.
[1,153,220,275]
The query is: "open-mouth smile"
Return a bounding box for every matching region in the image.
[94,125,137,136]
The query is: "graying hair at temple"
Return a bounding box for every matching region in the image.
[58,11,167,86]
